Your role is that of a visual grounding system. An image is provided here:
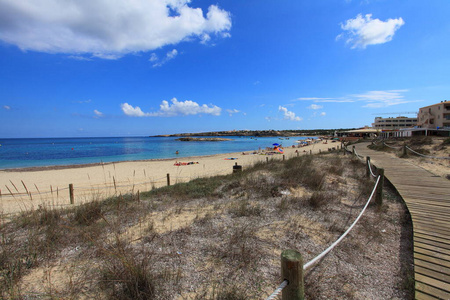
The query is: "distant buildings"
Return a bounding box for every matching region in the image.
[417,100,450,129]
[336,126,380,141]
[372,116,417,130]
[375,101,450,138]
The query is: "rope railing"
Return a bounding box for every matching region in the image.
[303,175,380,270]
[354,149,365,161]
[265,279,288,300]
[383,142,402,150]
[405,146,450,160]
[266,158,382,299]
[368,160,377,178]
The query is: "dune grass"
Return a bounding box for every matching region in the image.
[0,153,413,299]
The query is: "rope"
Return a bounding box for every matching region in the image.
[265,280,288,300]
[265,174,380,298]
[353,149,365,161]
[303,175,380,270]
[405,146,450,160]
[368,161,377,178]
[371,139,382,146]
[383,142,402,150]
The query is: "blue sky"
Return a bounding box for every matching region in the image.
[1,0,449,138]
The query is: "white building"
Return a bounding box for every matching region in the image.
[418,101,450,129]
[372,116,418,130]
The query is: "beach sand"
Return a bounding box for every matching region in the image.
[0,141,339,215]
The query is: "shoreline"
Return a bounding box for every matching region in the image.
[0,152,245,172]
[0,136,321,172]
[0,141,338,215]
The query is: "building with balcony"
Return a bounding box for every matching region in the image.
[418,100,450,129]
[372,116,418,129]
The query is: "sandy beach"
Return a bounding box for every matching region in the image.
[0,141,339,215]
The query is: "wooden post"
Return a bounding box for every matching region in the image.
[375,168,384,206]
[283,155,285,161]
[137,190,140,201]
[366,156,371,177]
[319,149,321,154]
[167,173,170,186]
[309,149,312,155]
[69,184,74,204]
[281,249,304,300]
[402,144,407,156]
[266,157,269,163]
[352,145,355,156]
[297,151,299,157]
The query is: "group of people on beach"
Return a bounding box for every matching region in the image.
[173,161,199,166]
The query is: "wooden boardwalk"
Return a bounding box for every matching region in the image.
[354,143,450,300]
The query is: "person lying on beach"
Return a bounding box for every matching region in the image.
[173,161,199,166]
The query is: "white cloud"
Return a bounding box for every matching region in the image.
[296,97,354,103]
[353,90,411,108]
[166,49,178,60]
[151,98,221,116]
[75,99,92,104]
[94,109,104,117]
[151,49,178,67]
[149,53,158,62]
[320,112,326,116]
[297,89,417,108]
[338,14,404,49]
[200,33,211,44]
[121,98,222,117]
[308,104,323,110]
[68,55,92,61]
[121,103,149,117]
[279,106,302,122]
[3,105,11,110]
[226,109,240,116]
[0,1,231,59]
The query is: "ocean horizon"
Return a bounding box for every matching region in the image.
[0,136,315,170]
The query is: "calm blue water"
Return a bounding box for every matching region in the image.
[0,136,314,169]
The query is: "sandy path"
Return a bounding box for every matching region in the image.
[0,141,339,215]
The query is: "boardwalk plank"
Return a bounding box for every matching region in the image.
[415,284,449,300]
[415,232,450,246]
[414,247,450,265]
[415,258,450,276]
[415,271,450,291]
[355,143,450,299]
[415,236,450,250]
[416,266,450,287]
[415,241,450,257]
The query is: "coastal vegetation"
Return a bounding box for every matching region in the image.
[0,153,413,299]
[369,136,450,179]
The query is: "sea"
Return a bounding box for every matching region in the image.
[0,136,315,170]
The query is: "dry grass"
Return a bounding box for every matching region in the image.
[369,136,450,179]
[0,154,413,299]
